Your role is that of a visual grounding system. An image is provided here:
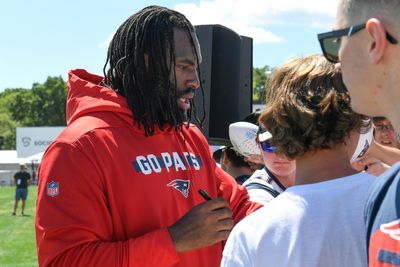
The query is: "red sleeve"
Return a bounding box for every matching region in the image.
[199,127,262,224]
[214,166,262,224]
[36,142,180,267]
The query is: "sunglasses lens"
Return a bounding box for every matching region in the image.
[323,37,340,63]
[260,140,277,153]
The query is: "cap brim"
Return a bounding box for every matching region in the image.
[258,131,272,142]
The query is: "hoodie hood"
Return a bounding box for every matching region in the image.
[67,69,132,125]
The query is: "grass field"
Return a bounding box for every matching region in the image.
[0,186,38,267]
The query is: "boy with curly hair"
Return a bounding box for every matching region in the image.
[221,54,375,267]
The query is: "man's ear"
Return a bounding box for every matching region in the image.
[221,151,229,165]
[365,18,388,64]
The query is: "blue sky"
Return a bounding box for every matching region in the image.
[1,0,338,92]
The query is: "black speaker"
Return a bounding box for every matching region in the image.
[194,24,253,146]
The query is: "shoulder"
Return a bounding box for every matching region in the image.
[184,123,206,139]
[182,124,211,151]
[227,205,275,248]
[365,163,400,232]
[57,112,131,145]
[243,169,270,186]
[231,192,299,237]
[234,205,271,231]
[222,207,269,266]
[223,195,299,264]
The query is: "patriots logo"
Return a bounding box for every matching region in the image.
[167,179,190,198]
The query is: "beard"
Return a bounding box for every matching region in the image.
[176,87,195,121]
[176,87,195,98]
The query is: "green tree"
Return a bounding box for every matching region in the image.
[0,76,67,149]
[0,113,19,149]
[30,76,67,126]
[4,89,34,125]
[7,76,67,126]
[252,65,275,103]
[0,88,25,149]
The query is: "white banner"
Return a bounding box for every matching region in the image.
[16,127,65,158]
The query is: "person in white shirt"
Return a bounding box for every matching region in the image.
[221,54,375,267]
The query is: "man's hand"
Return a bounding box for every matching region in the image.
[168,197,233,253]
[361,156,390,176]
[351,155,390,176]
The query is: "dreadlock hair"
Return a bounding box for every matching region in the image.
[103,5,204,136]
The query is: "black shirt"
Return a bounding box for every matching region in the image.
[14,171,31,189]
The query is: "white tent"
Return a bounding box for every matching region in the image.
[0,150,45,165]
[25,151,45,162]
[0,150,30,165]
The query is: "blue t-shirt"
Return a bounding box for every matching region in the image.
[365,162,400,266]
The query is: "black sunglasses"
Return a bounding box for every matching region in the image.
[317,23,398,63]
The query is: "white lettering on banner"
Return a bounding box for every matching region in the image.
[17,127,65,158]
[34,140,53,146]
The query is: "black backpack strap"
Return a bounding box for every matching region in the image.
[245,182,280,198]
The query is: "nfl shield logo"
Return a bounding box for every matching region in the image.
[47,181,59,197]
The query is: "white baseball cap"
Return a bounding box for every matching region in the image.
[229,122,261,157]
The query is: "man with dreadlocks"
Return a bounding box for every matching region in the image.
[35,5,260,267]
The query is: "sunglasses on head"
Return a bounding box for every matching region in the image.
[260,139,277,153]
[317,23,398,63]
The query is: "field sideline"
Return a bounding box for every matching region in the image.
[0,186,38,267]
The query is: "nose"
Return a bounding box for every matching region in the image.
[187,70,200,90]
[277,154,286,160]
[381,129,391,136]
[379,126,392,134]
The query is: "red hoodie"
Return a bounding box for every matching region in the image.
[35,69,260,267]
